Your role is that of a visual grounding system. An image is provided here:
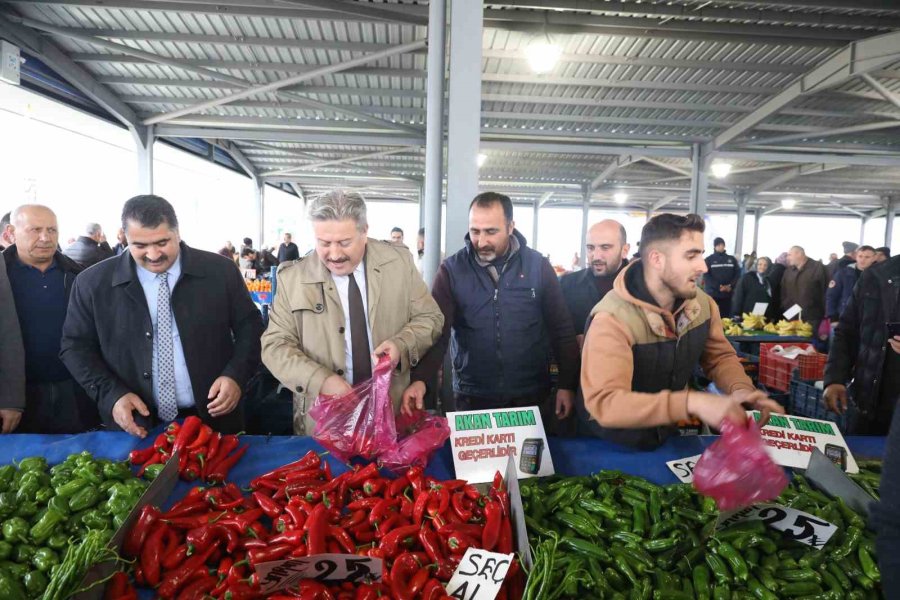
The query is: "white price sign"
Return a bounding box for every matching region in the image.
[255,555,383,594]
[445,548,514,600]
[717,503,838,549]
[666,454,702,483]
[751,302,768,316]
[783,304,802,320]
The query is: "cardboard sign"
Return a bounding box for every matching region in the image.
[666,454,702,483]
[445,548,514,600]
[783,304,802,320]
[717,503,838,549]
[254,555,383,594]
[448,406,554,483]
[750,410,858,473]
[751,302,769,316]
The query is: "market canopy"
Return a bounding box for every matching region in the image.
[0,0,898,220]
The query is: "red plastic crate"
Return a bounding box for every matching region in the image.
[758,343,827,392]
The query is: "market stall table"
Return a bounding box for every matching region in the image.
[0,431,884,491]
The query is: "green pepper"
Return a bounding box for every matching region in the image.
[105,485,139,516]
[830,525,861,561]
[705,552,731,584]
[0,466,15,489]
[31,548,58,573]
[46,496,69,517]
[46,532,68,551]
[29,508,65,545]
[68,486,102,512]
[559,537,611,562]
[14,544,36,565]
[2,517,28,543]
[0,570,26,600]
[857,546,880,583]
[777,581,823,596]
[102,462,132,481]
[53,479,88,499]
[23,570,48,597]
[714,541,748,582]
[0,494,16,520]
[14,502,37,520]
[72,464,102,485]
[0,541,10,561]
[112,512,128,531]
[73,451,94,467]
[80,509,110,531]
[143,463,165,481]
[825,562,852,591]
[16,458,47,473]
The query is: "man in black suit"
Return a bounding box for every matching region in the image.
[61,195,264,437]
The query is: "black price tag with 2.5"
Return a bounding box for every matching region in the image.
[717,503,837,549]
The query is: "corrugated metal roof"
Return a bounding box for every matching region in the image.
[3,0,899,212]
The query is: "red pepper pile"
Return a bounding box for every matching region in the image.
[128,416,249,483]
[120,450,523,599]
[105,572,138,600]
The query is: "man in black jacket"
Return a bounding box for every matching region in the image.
[64,223,114,268]
[560,219,630,347]
[277,233,300,263]
[823,255,900,435]
[6,205,99,432]
[61,195,264,437]
[703,237,740,318]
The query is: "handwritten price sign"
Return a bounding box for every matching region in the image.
[717,503,838,549]
[666,454,701,483]
[446,548,514,600]
[255,554,383,594]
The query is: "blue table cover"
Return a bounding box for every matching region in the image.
[0,432,885,500]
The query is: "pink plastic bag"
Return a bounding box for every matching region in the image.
[309,355,397,462]
[693,418,788,511]
[379,410,451,473]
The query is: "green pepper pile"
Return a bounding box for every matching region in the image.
[521,466,883,600]
[0,452,147,599]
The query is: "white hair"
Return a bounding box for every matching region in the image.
[308,189,368,232]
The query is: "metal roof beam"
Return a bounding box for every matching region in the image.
[828,201,868,218]
[640,157,692,178]
[486,1,900,29]
[8,0,429,23]
[260,146,418,177]
[717,150,900,167]
[12,16,423,135]
[480,140,690,159]
[272,0,426,25]
[590,155,639,190]
[737,121,900,147]
[156,125,424,146]
[749,164,847,196]
[209,139,257,178]
[481,129,708,144]
[714,29,900,149]
[651,195,679,211]
[485,13,853,46]
[141,39,427,125]
[861,74,900,112]
[0,14,138,128]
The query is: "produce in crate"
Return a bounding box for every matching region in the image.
[128,416,248,484]
[522,467,882,598]
[0,453,147,599]
[122,452,523,599]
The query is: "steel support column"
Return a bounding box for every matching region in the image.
[532,199,540,250]
[580,185,590,269]
[444,0,482,254]
[132,125,154,195]
[885,196,895,247]
[734,191,748,258]
[688,143,709,217]
[859,217,868,246]
[423,0,446,285]
[255,177,265,249]
[752,208,762,254]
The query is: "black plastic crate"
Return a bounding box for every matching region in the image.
[789,376,857,435]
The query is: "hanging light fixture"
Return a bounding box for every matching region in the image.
[781,198,797,210]
[613,192,628,205]
[525,12,562,74]
[477,153,487,168]
[710,161,733,179]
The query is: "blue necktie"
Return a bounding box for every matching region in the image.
[156,272,178,421]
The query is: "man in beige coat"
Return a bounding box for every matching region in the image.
[262,190,444,435]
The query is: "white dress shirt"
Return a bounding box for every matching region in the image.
[330,260,373,384]
[135,256,195,408]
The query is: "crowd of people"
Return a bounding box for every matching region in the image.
[0,191,896,445]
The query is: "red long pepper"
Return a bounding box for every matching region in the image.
[206,444,248,484]
[306,503,328,555]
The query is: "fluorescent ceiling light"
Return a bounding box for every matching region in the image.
[613,192,628,205]
[781,198,797,209]
[525,38,562,74]
[477,153,487,168]
[710,162,732,179]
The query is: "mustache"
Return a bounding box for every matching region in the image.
[328,257,349,263]
[143,255,168,263]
